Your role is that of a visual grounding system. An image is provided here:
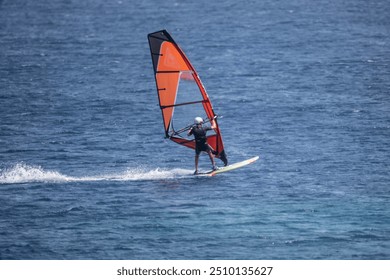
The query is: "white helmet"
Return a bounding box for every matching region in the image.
[194,117,203,124]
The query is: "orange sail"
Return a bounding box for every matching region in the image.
[148,30,228,166]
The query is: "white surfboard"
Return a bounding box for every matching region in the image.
[198,156,259,176]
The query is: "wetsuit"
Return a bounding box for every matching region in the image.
[188,125,212,155]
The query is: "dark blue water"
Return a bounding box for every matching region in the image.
[1,0,389,259]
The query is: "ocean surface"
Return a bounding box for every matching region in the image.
[0,0,389,259]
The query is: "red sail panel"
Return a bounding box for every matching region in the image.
[156,71,180,132]
[155,41,190,132]
[148,30,228,166]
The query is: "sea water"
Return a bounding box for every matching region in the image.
[0,0,389,259]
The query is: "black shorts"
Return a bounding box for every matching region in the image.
[195,142,210,155]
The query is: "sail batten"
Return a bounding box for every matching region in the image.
[156,70,181,73]
[147,30,228,166]
[161,100,205,109]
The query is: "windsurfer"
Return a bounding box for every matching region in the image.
[188,117,218,175]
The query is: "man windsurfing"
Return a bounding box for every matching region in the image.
[188,117,218,175]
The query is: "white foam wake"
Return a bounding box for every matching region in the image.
[0,163,72,184]
[116,167,191,181]
[0,163,192,184]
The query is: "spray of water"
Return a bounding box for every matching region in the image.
[0,163,192,184]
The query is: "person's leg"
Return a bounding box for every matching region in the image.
[208,144,217,155]
[194,154,199,174]
[207,150,216,170]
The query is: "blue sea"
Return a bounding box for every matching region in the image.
[0,0,389,260]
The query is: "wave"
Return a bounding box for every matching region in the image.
[0,163,192,184]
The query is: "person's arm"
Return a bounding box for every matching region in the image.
[210,119,216,130]
[187,127,193,136]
